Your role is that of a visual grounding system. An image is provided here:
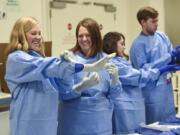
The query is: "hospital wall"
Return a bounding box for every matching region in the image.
[164,0,180,46]
[0,0,165,54]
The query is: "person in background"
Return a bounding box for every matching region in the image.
[103,31,180,134]
[130,6,180,124]
[5,16,112,135]
[58,18,122,135]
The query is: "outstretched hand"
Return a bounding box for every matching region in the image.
[61,51,116,72]
[60,50,78,63]
[83,53,116,72]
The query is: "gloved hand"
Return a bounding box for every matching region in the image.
[105,63,119,85]
[83,53,116,72]
[60,50,84,73]
[60,50,78,63]
[159,64,180,74]
[61,50,116,72]
[170,46,180,64]
[73,72,100,92]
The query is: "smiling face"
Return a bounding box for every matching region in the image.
[77,26,92,56]
[25,24,42,52]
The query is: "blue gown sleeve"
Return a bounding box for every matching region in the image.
[107,80,123,100]
[158,32,173,53]
[112,59,160,88]
[5,51,81,100]
[5,51,75,83]
[50,78,81,100]
[130,41,148,69]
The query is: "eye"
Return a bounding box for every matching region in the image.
[31,32,37,35]
[85,34,90,38]
[78,35,83,38]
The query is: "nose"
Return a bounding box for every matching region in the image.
[36,34,41,40]
[82,35,88,41]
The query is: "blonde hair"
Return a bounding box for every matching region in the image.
[6,16,45,57]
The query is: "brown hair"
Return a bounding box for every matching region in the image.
[103,32,125,54]
[71,18,102,57]
[103,32,129,60]
[137,6,158,24]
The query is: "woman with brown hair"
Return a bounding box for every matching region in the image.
[58,18,122,135]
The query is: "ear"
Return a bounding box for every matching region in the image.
[141,20,146,26]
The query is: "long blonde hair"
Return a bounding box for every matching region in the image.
[6,16,45,57]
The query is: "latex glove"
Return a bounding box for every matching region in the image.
[59,50,84,73]
[105,63,119,85]
[61,50,116,72]
[60,50,78,63]
[159,64,180,74]
[73,72,100,92]
[83,53,116,72]
[171,46,180,64]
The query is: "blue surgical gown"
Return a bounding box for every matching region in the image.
[58,52,122,135]
[111,56,161,134]
[5,50,81,135]
[130,31,176,124]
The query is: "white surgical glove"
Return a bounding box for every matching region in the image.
[83,53,116,72]
[60,50,79,63]
[61,50,116,72]
[105,63,119,85]
[73,72,100,92]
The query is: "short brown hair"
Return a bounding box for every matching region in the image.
[137,6,158,24]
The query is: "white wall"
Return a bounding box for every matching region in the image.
[0,0,45,42]
[0,0,165,54]
[164,0,180,46]
[124,0,165,52]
